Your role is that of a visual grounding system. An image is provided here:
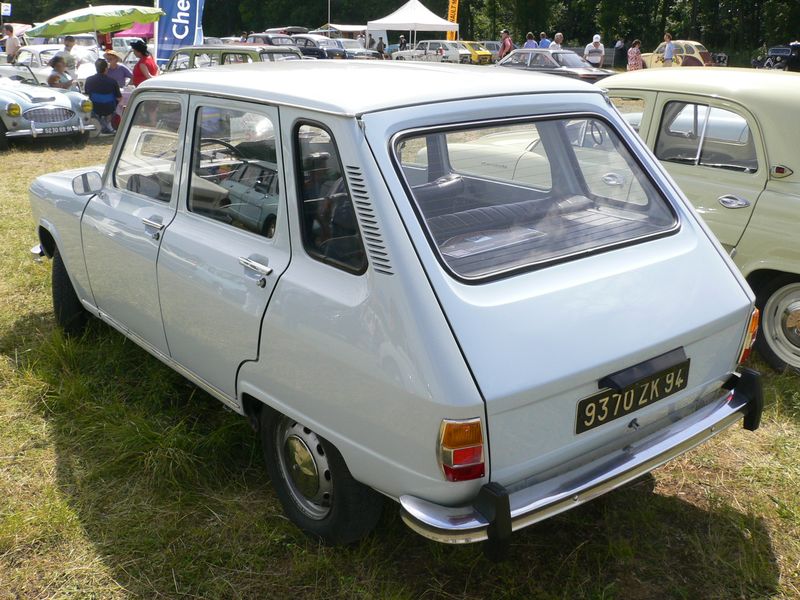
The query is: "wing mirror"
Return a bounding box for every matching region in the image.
[72,171,103,196]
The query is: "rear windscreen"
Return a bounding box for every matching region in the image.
[394,117,677,280]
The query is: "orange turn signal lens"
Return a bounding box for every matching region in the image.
[738,308,760,364]
[440,418,483,448]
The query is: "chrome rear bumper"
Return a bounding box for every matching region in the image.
[400,368,762,544]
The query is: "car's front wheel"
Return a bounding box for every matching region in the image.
[756,275,800,373]
[260,409,383,544]
[52,248,88,335]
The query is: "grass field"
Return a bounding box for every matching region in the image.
[1,137,799,599]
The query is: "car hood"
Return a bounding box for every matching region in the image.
[561,66,614,77]
[0,82,72,107]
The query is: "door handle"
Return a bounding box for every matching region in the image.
[239,256,273,287]
[601,172,625,187]
[717,195,751,209]
[142,217,164,240]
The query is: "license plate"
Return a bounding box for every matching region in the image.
[575,359,690,434]
[43,126,73,134]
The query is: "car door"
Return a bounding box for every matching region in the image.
[81,93,187,355]
[156,97,290,402]
[648,95,768,249]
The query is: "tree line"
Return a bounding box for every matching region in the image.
[10,0,799,53]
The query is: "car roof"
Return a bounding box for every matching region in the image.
[602,67,800,108]
[173,44,297,53]
[141,60,599,116]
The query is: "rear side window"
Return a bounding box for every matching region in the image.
[394,117,676,280]
[295,123,367,274]
[655,101,757,173]
[222,53,253,64]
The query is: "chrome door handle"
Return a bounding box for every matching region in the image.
[717,195,751,209]
[601,173,625,187]
[239,256,273,287]
[142,217,164,240]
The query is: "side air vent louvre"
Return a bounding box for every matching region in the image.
[346,165,394,275]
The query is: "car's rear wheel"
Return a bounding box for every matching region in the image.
[52,248,89,335]
[755,276,800,373]
[260,409,383,544]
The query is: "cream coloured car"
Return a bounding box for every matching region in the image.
[602,68,800,372]
[29,62,762,547]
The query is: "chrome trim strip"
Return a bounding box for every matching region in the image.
[400,391,747,544]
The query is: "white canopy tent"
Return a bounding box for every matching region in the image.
[367,0,458,44]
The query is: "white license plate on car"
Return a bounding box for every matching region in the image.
[43,126,73,134]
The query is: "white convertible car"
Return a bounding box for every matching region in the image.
[30,62,762,547]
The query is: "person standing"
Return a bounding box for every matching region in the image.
[539,32,551,48]
[56,36,80,79]
[3,24,19,63]
[398,35,407,51]
[614,37,626,67]
[549,32,564,51]
[584,34,605,68]
[498,29,513,59]
[523,32,538,49]
[367,34,375,49]
[104,50,133,88]
[663,32,675,66]
[129,40,157,87]
[627,39,643,70]
[84,58,121,134]
[357,33,366,47]
[376,37,386,59]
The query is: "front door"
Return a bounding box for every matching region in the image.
[156,98,290,402]
[648,95,768,250]
[81,94,187,355]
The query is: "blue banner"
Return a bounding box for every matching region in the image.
[154,0,205,65]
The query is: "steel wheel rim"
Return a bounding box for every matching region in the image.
[763,282,800,368]
[275,418,333,520]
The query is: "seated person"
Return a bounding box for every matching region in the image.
[47,56,76,90]
[84,58,121,134]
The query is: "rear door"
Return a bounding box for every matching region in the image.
[156,97,290,401]
[648,95,768,250]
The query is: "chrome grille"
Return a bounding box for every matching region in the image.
[23,107,75,123]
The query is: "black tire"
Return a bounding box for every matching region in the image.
[754,275,800,373]
[260,408,383,545]
[72,131,90,148]
[0,121,9,152]
[52,248,88,335]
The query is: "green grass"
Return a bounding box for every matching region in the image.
[1,137,799,599]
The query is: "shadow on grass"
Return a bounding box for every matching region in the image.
[1,312,783,599]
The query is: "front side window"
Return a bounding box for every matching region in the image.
[113,99,182,202]
[188,105,280,238]
[655,101,757,173]
[295,123,366,273]
[395,117,676,280]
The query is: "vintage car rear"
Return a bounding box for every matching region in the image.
[360,67,762,543]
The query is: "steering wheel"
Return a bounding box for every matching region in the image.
[589,121,605,146]
[200,137,244,158]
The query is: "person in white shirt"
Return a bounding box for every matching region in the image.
[549,32,564,51]
[584,34,604,67]
[3,24,20,63]
[663,32,675,66]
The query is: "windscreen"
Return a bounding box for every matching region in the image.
[553,52,590,67]
[394,117,677,280]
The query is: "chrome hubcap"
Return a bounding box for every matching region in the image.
[275,419,332,520]
[763,283,800,369]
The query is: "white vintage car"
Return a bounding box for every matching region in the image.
[393,39,469,63]
[30,62,763,547]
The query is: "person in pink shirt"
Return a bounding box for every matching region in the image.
[627,39,643,70]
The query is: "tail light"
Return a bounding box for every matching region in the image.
[438,418,485,482]
[738,308,760,364]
